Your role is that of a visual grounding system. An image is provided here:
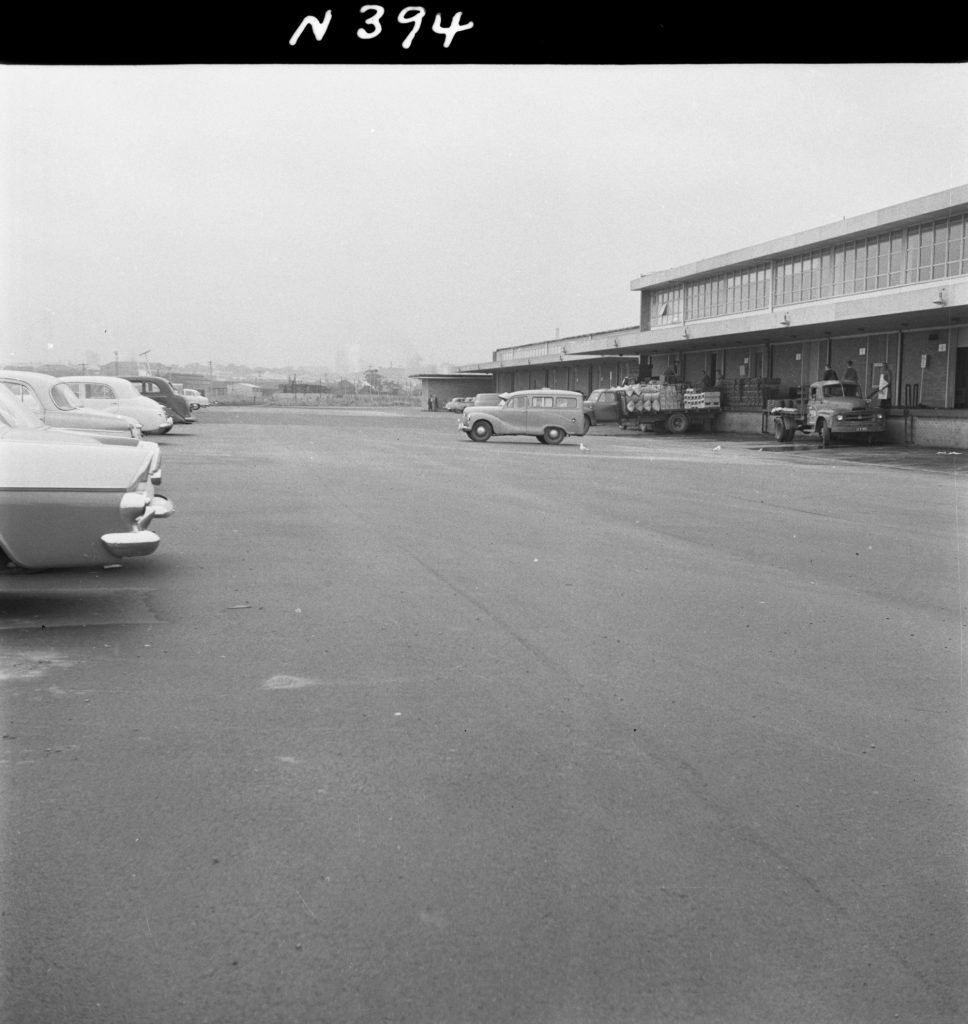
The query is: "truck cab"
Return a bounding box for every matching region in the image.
[772,380,886,446]
[584,388,625,425]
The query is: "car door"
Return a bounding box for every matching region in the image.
[87,382,122,413]
[526,394,556,432]
[498,394,529,434]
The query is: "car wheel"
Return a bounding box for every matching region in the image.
[543,426,565,445]
[773,418,791,443]
[469,421,492,442]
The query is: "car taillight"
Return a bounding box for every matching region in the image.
[119,491,150,527]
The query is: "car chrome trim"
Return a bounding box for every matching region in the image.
[100,530,161,558]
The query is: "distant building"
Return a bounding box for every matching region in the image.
[222,382,264,403]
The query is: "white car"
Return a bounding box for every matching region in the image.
[181,388,210,409]
[59,375,174,435]
[0,384,171,570]
[1,369,144,439]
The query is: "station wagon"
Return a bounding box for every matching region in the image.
[458,388,589,444]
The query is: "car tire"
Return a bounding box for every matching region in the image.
[543,426,565,445]
[773,418,790,443]
[469,421,492,442]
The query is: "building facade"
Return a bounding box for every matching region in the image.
[458,187,968,445]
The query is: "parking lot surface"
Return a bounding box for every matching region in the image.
[2,406,965,1024]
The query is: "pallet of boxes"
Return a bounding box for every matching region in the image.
[622,378,721,434]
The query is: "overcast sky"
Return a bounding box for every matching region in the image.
[3,63,966,374]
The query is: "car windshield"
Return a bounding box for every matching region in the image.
[823,382,861,398]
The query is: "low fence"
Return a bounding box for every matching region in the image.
[266,391,422,407]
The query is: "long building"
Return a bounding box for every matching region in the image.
[457,187,968,447]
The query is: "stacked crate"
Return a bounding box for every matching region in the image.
[718,378,780,408]
[684,389,722,410]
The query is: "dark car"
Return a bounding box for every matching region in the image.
[124,376,195,425]
[470,393,505,408]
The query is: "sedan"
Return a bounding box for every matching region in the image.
[1,369,144,438]
[124,375,195,424]
[469,393,505,408]
[182,388,210,409]
[59,376,174,435]
[444,396,474,413]
[0,386,173,570]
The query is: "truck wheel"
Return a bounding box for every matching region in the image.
[666,411,690,434]
[773,419,787,442]
[543,426,565,445]
[469,421,492,442]
[820,422,831,448]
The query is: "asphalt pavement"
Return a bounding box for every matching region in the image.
[2,407,965,1024]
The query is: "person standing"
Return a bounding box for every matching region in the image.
[877,365,893,408]
[843,359,858,384]
[823,363,838,380]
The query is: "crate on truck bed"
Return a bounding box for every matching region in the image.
[584,382,721,434]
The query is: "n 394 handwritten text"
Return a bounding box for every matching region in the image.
[289,8,474,49]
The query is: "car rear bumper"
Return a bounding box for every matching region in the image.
[100,494,174,559]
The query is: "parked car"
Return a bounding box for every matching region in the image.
[0,369,144,439]
[444,396,474,413]
[0,385,172,570]
[124,375,195,424]
[470,393,505,408]
[181,387,210,409]
[59,376,174,435]
[458,388,589,444]
[2,375,162,483]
